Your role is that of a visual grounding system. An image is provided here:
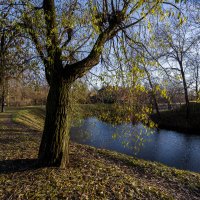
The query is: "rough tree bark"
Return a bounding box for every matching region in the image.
[38,74,72,167]
[0,30,5,113]
[1,83,5,113]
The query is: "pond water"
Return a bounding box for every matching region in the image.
[70,117,200,173]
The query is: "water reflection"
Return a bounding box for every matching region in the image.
[70,117,200,172]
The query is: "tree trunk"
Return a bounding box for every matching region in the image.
[38,78,72,168]
[144,67,160,117]
[183,82,190,119]
[178,60,190,119]
[180,65,190,119]
[1,94,5,113]
[196,79,199,101]
[0,32,5,113]
[1,83,5,113]
[195,67,199,101]
[152,94,160,116]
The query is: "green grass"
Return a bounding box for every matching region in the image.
[151,103,200,134]
[0,106,200,199]
[12,106,45,131]
[11,104,125,130]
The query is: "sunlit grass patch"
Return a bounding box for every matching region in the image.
[12,107,45,131]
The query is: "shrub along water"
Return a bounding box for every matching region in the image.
[151,103,200,134]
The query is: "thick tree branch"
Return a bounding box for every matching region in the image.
[64,26,116,81]
[43,0,59,55]
[43,0,63,77]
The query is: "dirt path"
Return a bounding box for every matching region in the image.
[0,111,41,162]
[0,111,33,131]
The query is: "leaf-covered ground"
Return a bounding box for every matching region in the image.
[0,108,200,199]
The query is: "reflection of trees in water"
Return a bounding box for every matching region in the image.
[71,118,156,154]
[112,123,156,155]
[71,118,99,143]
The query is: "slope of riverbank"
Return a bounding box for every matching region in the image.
[151,103,200,134]
[0,107,200,199]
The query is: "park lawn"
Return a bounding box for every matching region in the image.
[0,107,199,199]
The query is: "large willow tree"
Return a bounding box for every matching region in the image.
[4,0,182,168]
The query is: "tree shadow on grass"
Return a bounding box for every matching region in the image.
[0,159,41,174]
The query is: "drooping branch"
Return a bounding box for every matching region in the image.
[21,15,51,83]
[26,27,46,63]
[121,2,159,30]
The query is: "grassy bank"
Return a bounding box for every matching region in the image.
[151,103,200,134]
[0,107,200,199]
[12,106,45,131]
[11,103,200,134]
[10,104,126,130]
